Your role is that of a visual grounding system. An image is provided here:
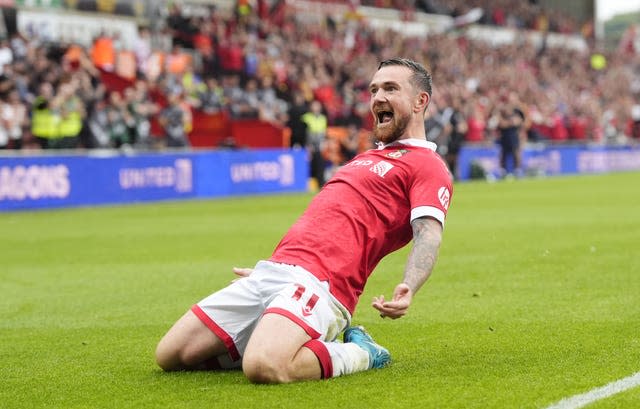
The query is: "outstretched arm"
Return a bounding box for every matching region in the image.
[372,216,443,319]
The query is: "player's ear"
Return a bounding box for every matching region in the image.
[414,91,430,113]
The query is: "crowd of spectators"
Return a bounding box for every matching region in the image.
[0,0,639,178]
[361,0,593,36]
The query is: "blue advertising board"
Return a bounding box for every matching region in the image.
[0,149,308,211]
[4,144,636,211]
[195,149,308,197]
[457,144,640,181]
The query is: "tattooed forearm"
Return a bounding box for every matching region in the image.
[403,217,443,294]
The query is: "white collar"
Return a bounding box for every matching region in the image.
[377,138,437,151]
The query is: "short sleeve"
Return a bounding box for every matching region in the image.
[409,153,453,227]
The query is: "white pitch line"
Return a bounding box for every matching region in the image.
[544,371,640,409]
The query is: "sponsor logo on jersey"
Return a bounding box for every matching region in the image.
[346,159,374,167]
[386,149,409,159]
[369,160,394,177]
[438,186,450,209]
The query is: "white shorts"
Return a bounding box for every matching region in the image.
[192,260,351,363]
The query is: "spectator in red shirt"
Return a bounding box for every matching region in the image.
[465,103,486,143]
[567,107,589,141]
[549,111,569,142]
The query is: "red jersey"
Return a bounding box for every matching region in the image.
[270,139,453,313]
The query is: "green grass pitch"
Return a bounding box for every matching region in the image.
[1,172,639,408]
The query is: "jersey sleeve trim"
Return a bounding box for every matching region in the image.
[410,206,445,226]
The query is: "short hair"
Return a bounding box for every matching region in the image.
[378,58,432,98]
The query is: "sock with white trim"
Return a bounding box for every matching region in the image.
[304,339,369,378]
[325,342,370,376]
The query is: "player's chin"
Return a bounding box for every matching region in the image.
[373,127,397,144]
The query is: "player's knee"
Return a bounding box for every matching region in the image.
[155,344,177,371]
[242,352,290,384]
[155,339,181,371]
[155,338,196,371]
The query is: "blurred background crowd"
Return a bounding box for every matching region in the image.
[0,0,638,179]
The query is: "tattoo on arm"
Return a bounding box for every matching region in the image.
[403,217,443,294]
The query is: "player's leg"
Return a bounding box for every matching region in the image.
[155,309,229,371]
[242,313,391,383]
[157,264,267,371]
[242,313,321,383]
[240,264,391,383]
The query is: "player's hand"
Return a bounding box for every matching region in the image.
[372,283,413,320]
[231,267,253,282]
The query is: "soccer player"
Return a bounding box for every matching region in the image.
[155,58,453,383]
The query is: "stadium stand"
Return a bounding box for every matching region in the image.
[0,0,638,176]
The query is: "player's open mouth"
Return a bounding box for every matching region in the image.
[376,110,393,124]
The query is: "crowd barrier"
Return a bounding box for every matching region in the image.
[0,149,308,211]
[4,143,638,211]
[457,143,640,180]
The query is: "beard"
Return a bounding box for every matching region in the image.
[373,112,410,144]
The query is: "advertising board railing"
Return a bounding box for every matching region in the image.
[457,143,640,180]
[0,149,308,211]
